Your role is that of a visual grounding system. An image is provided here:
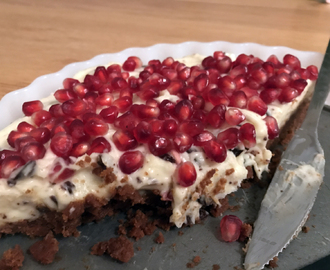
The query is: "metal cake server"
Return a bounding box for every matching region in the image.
[244,39,330,270]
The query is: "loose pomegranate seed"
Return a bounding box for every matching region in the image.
[87,137,111,155]
[50,132,73,157]
[1,156,25,179]
[49,104,65,117]
[163,119,178,137]
[146,99,159,108]
[100,106,119,124]
[95,93,114,107]
[290,79,308,94]
[22,100,43,116]
[148,136,172,156]
[162,57,175,67]
[148,59,162,70]
[31,110,52,126]
[278,87,299,103]
[207,88,230,106]
[267,55,281,68]
[63,78,79,90]
[17,121,35,133]
[167,79,185,95]
[220,215,242,242]
[181,86,198,99]
[98,84,113,95]
[30,127,51,144]
[218,76,236,97]
[225,108,245,126]
[21,142,46,161]
[128,56,142,69]
[217,127,240,149]
[173,132,193,153]
[73,83,89,98]
[119,88,133,99]
[177,161,197,187]
[216,56,232,74]
[259,88,281,104]
[203,139,227,163]
[54,89,76,103]
[119,150,144,174]
[179,120,204,137]
[7,131,28,148]
[61,98,86,117]
[239,123,256,148]
[84,118,109,136]
[114,111,139,131]
[290,70,302,81]
[39,118,56,131]
[139,70,151,81]
[193,130,215,146]
[264,116,279,139]
[247,96,268,116]
[113,130,138,151]
[283,54,301,69]
[175,62,186,72]
[133,121,152,143]
[299,68,310,80]
[278,65,293,75]
[202,56,217,69]
[207,105,226,128]
[70,142,90,157]
[122,59,136,71]
[307,65,318,80]
[14,136,36,151]
[112,96,133,113]
[229,91,247,108]
[275,73,291,89]
[177,67,190,81]
[175,99,193,122]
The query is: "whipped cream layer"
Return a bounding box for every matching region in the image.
[0,54,315,228]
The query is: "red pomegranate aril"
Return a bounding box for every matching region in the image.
[30,127,51,144]
[247,96,268,116]
[148,59,161,69]
[275,73,291,89]
[122,59,136,71]
[149,73,170,90]
[207,105,226,128]
[247,79,260,90]
[107,64,121,74]
[278,87,299,103]
[175,99,193,122]
[138,105,160,119]
[290,70,302,81]
[146,99,159,108]
[177,161,197,187]
[203,139,227,163]
[114,111,139,131]
[93,66,108,83]
[112,96,133,113]
[62,99,86,117]
[54,89,76,103]
[178,67,191,80]
[128,76,140,91]
[17,121,35,133]
[1,156,25,179]
[250,67,268,84]
[167,79,185,95]
[213,51,225,60]
[82,112,103,123]
[239,123,256,148]
[264,116,279,139]
[193,130,215,146]
[139,70,151,81]
[51,123,70,137]
[95,93,114,107]
[127,56,142,68]
[307,65,318,80]
[191,95,205,110]
[73,83,89,98]
[283,54,301,69]
[216,56,232,74]
[21,142,46,161]
[267,55,281,68]
[192,109,208,123]
[162,57,175,67]
[14,136,36,151]
[161,68,177,80]
[229,91,247,108]
[208,68,221,84]
[207,88,230,106]
[111,77,128,91]
[262,62,275,77]
[119,150,144,174]
[30,110,52,127]
[179,120,204,137]
[229,64,247,78]
[217,127,240,149]
[119,88,133,99]
[63,78,79,90]
[0,150,21,165]
[202,56,217,69]
[236,54,252,65]
[84,118,109,136]
[70,142,90,157]
[220,215,242,242]
[100,106,119,124]
[149,119,164,135]
[133,121,152,143]
[49,104,64,118]
[259,88,281,104]
[136,86,159,101]
[290,79,308,94]
[7,131,28,148]
[240,87,258,98]
[123,71,130,79]
[159,99,175,114]
[148,136,172,156]
[69,119,85,139]
[50,132,73,157]
[299,68,310,80]
[181,86,197,99]
[218,76,237,97]
[225,108,245,126]
[87,137,111,155]
[173,132,193,153]
[84,74,102,91]
[113,130,138,151]
[22,100,43,116]
[194,73,209,92]
[163,119,178,137]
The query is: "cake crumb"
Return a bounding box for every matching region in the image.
[266,256,278,268]
[29,232,59,265]
[178,230,184,236]
[212,264,220,270]
[186,256,201,268]
[302,226,310,233]
[239,223,253,242]
[0,245,24,270]
[154,232,165,244]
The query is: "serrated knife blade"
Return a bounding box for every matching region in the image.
[244,39,330,270]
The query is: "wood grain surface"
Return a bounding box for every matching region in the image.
[0,0,329,98]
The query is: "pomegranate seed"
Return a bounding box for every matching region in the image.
[62,98,86,117]
[283,54,301,69]
[247,96,268,116]
[54,89,76,103]
[84,119,109,136]
[17,121,35,133]
[112,96,133,113]
[22,100,43,116]
[278,87,299,103]
[202,56,217,69]
[114,112,139,131]
[278,65,293,75]
[299,68,311,80]
[138,105,160,119]
[208,68,221,84]
[113,130,138,151]
[229,91,247,108]
[30,127,51,144]
[175,99,193,122]
[87,137,111,155]
[39,118,56,131]
[177,161,197,187]
[93,66,108,83]
[216,56,232,74]
[290,70,302,81]
[128,76,140,91]
[262,62,275,77]
[275,73,291,89]
[179,120,204,137]
[7,131,27,148]
[167,79,185,95]
[229,64,247,78]
[307,65,318,80]
[148,73,170,90]
[207,105,226,128]
[149,119,164,135]
[82,112,103,123]
[137,85,159,101]
[50,132,73,157]
[100,106,119,124]
[73,83,89,98]
[122,59,136,71]
[98,84,112,94]
[236,54,252,65]
[128,56,142,68]
[178,67,191,80]
[181,86,198,98]
[107,64,121,74]
[53,168,75,183]
[69,119,86,140]
[190,95,205,110]
[259,88,281,104]
[267,55,281,68]
[148,59,162,69]
[193,130,215,146]
[14,136,36,151]
[119,150,144,174]
[146,99,159,108]
[148,136,172,156]
[139,70,151,81]
[161,68,177,80]
[220,215,242,242]
[239,123,256,148]
[175,63,186,72]
[264,116,279,139]
[194,73,209,92]
[51,123,70,137]
[31,110,52,126]
[21,142,46,161]
[94,93,113,107]
[63,78,79,90]
[218,76,236,97]
[69,142,89,157]
[290,79,308,94]
[49,104,65,117]
[249,67,268,84]
[162,57,175,67]
[84,75,102,91]
[159,99,175,114]
[119,88,133,99]
[240,87,258,98]
[1,156,25,179]
[0,150,21,165]
[225,108,245,126]
[203,139,227,163]
[173,132,193,153]
[217,127,240,149]
[213,51,226,60]
[163,119,178,137]
[207,88,230,106]
[111,77,128,91]
[133,121,152,143]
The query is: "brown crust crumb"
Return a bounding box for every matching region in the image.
[239,223,253,242]
[302,226,310,233]
[28,231,59,265]
[212,264,220,270]
[0,245,24,270]
[186,255,201,268]
[226,168,235,176]
[154,232,165,244]
[266,256,279,268]
[178,230,184,236]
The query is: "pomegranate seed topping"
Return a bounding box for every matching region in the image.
[122,59,136,71]
[7,131,27,148]
[163,119,178,137]
[264,116,279,139]
[128,76,140,91]
[107,64,121,74]
[84,118,109,136]
[275,73,291,89]
[21,142,46,161]
[240,87,258,98]
[218,76,236,97]
[220,215,242,242]
[278,65,293,75]
[175,99,193,122]
[133,121,152,143]
[112,96,133,113]
[175,63,186,72]
[138,105,160,119]
[177,67,190,81]
[299,68,310,80]
[148,59,162,70]
[149,119,164,135]
[62,98,86,117]
[139,70,151,81]
[249,67,268,84]
[119,150,144,174]
[229,64,247,78]
[290,79,308,94]
[137,85,159,101]
[193,130,215,146]
[100,106,119,124]
[87,137,111,155]
[262,62,275,77]
[146,98,159,108]
[173,132,193,153]
[307,65,318,80]
[114,111,139,131]
[17,121,35,133]
[167,79,185,95]
[203,139,227,163]
[161,68,178,80]
[216,56,232,74]
[194,74,209,92]
[162,57,175,67]
[236,54,252,65]
[30,127,51,144]
[290,70,302,81]
[181,86,198,98]
[49,104,65,117]
[73,83,89,98]
[239,123,256,148]
[84,75,102,91]
[50,132,73,157]
[0,150,21,165]
[1,156,25,179]
[63,78,79,90]
[229,91,247,108]
[177,161,197,187]
[69,119,86,139]
[208,68,221,84]
[207,105,226,128]
[283,54,301,69]
[217,127,240,149]
[95,93,114,107]
[98,84,113,94]
[202,56,217,69]
[82,112,103,123]
[31,110,52,126]
[148,136,172,156]
[39,117,56,131]
[247,96,268,116]
[128,56,143,68]
[22,100,43,116]
[259,88,281,104]
[113,130,138,151]
[179,120,204,137]
[191,95,205,110]
[51,123,70,137]
[149,73,170,90]
[267,55,281,68]
[14,136,36,151]
[111,77,128,91]
[54,89,76,103]
[213,51,226,60]
[70,142,90,157]
[278,87,299,103]
[207,88,230,106]
[225,108,245,126]
[159,99,175,114]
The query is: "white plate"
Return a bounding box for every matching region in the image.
[0,41,324,130]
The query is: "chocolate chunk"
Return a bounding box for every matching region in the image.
[7,161,36,186]
[160,153,176,163]
[50,196,58,206]
[97,155,107,170]
[230,148,243,157]
[61,181,75,194]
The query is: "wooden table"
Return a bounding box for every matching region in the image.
[0,0,330,98]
